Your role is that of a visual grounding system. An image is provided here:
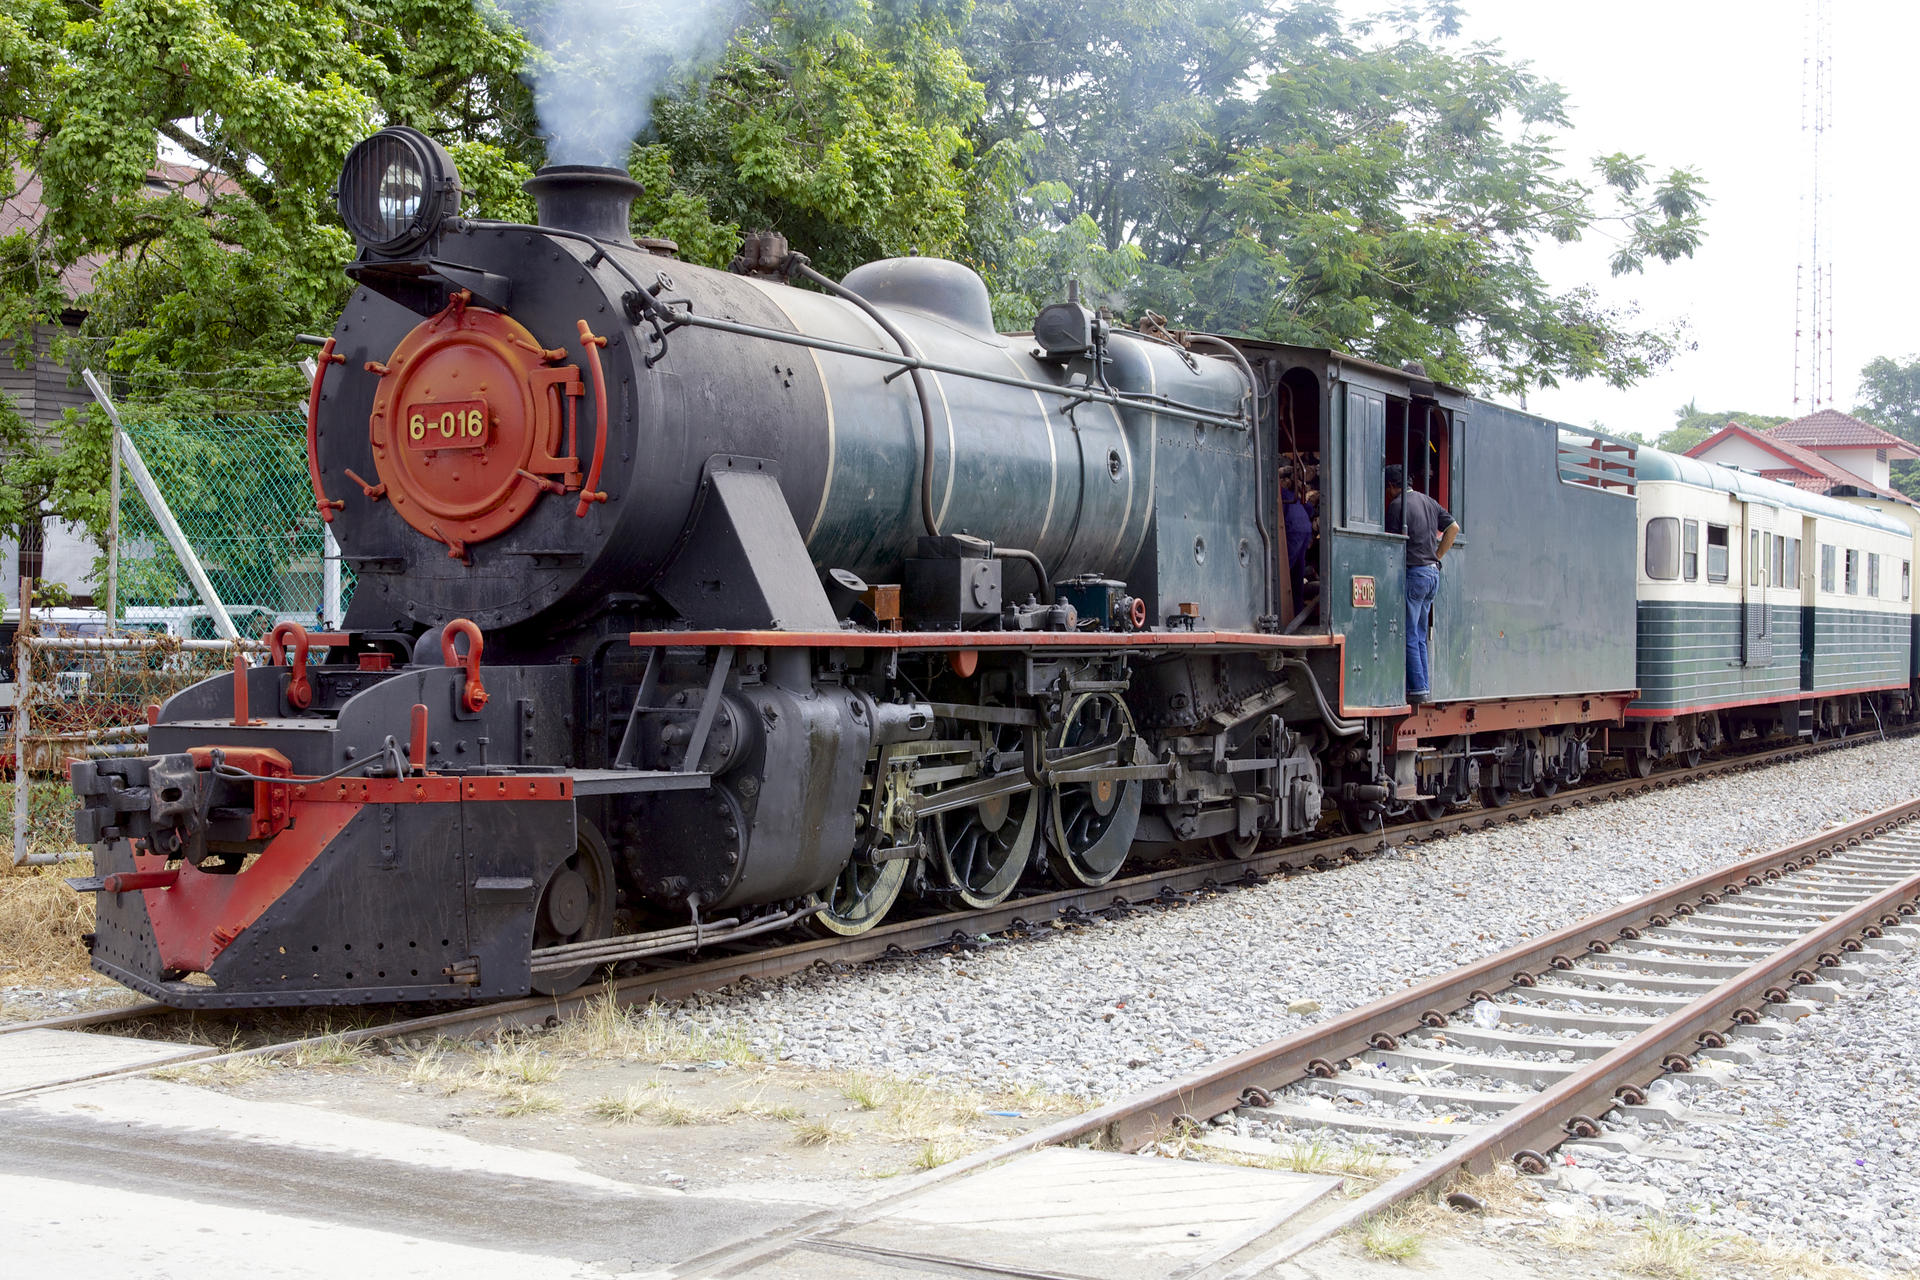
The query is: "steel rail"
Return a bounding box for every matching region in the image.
[672,794,1920,1279]
[1212,834,1920,1276]
[6,721,1907,1046]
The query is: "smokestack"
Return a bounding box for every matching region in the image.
[523,164,644,246]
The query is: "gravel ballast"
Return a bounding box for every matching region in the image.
[1560,930,1920,1273]
[677,737,1920,1101]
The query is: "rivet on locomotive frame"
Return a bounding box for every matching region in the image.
[66,128,1919,1007]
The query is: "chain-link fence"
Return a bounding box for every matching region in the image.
[9,631,253,862]
[6,404,360,862]
[116,408,355,638]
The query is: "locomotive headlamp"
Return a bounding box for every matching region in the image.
[335,126,462,256]
[1033,301,1106,361]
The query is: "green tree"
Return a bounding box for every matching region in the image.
[642,0,988,275]
[964,0,1707,397]
[1854,355,1920,443]
[1851,355,1920,499]
[1652,400,1788,454]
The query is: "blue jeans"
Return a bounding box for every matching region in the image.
[1405,564,1440,696]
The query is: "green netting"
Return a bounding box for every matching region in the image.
[116,410,356,638]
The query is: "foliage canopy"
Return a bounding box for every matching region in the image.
[2,0,1710,558]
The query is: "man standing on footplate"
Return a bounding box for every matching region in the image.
[1384,464,1459,706]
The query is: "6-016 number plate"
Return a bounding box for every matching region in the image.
[406,400,489,450]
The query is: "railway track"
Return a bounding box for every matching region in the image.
[674,795,1920,1279]
[1,722,1910,1106]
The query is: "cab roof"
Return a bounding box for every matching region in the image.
[1635,447,1911,537]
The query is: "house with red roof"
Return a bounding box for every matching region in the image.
[1683,409,1918,506]
[1,159,238,603]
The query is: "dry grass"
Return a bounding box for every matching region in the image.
[495,1085,561,1116]
[1711,1234,1861,1280]
[150,1052,272,1088]
[1624,1215,1711,1280]
[1213,1133,1392,1183]
[1541,1213,1610,1253]
[835,1071,987,1143]
[472,1035,563,1086]
[1446,1166,1541,1215]
[587,1084,658,1124]
[281,1027,370,1070]
[398,1041,462,1091]
[0,856,97,988]
[721,1087,805,1123]
[912,1136,964,1169]
[1358,1216,1424,1262]
[1532,1211,1859,1280]
[549,989,761,1066]
[793,1117,849,1147]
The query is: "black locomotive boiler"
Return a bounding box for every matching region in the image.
[70,127,1658,1008]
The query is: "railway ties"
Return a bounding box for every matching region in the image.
[685,797,1920,1280]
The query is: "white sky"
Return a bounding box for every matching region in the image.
[1395,0,1920,438]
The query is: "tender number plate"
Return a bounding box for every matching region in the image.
[406,400,489,450]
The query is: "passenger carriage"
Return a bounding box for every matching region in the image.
[1624,449,1911,771]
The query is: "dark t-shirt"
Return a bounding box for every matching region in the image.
[1387,489,1456,568]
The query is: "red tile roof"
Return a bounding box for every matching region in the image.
[1768,408,1920,457]
[1684,421,1914,505]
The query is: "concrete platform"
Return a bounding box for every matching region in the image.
[746,1147,1342,1280]
[0,1029,195,1094]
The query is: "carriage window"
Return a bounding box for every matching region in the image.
[1749,530,1762,586]
[1821,544,1836,593]
[1682,520,1699,581]
[1845,549,1860,595]
[1771,533,1784,587]
[1706,524,1730,583]
[1869,553,1881,597]
[1785,537,1799,588]
[1644,517,1680,580]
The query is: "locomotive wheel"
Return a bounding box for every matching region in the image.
[811,853,909,936]
[1209,829,1263,860]
[932,787,1038,908]
[1533,776,1559,798]
[1340,802,1383,834]
[1480,784,1512,809]
[1413,798,1449,823]
[530,819,617,996]
[1044,692,1143,888]
[930,717,1038,908]
[1625,749,1654,778]
[1684,748,1703,768]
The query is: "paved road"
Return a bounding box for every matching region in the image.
[0,1078,818,1279]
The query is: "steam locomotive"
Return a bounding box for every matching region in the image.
[66,126,1917,1008]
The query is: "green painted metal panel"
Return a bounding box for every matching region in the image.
[1805,606,1909,691]
[1322,386,1636,709]
[1327,530,1405,708]
[1631,601,1800,712]
[1425,403,1637,702]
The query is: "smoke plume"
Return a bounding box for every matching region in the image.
[509,0,739,168]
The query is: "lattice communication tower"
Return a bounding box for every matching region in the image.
[1794,0,1834,409]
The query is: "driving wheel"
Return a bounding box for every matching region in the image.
[811,850,909,937]
[1044,692,1143,887]
[931,720,1038,908]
